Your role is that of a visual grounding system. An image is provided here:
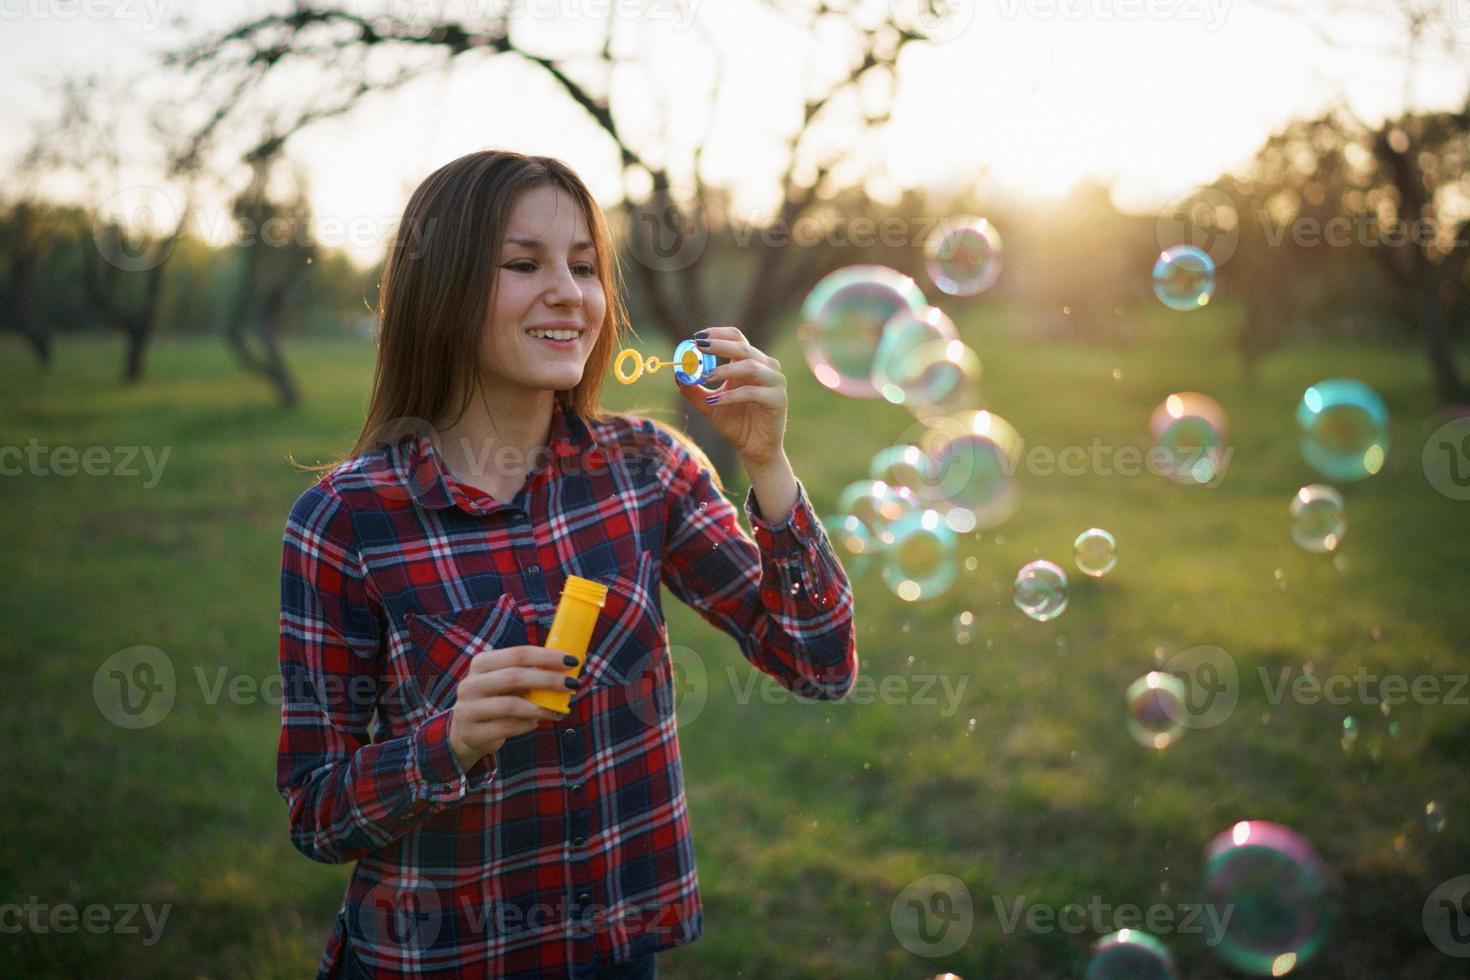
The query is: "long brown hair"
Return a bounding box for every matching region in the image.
[304,148,719,489]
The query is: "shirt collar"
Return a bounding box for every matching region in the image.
[398,396,599,512]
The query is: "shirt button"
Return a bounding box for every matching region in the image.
[526,564,542,575]
[572,835,585,846]
[578,893,592,905]
[570,783,583,794]
[563,728,576,741]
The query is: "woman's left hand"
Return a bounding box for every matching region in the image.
[677,326,788,467]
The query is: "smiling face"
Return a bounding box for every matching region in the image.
[477,183,607,398]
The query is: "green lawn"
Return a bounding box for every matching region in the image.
[2,306,1468,978]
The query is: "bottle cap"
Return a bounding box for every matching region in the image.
[562,574,609,608]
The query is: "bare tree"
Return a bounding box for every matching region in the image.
[34,74,208,383]
[159,0,950,474]
[1236,0,1470,402]
[223,133,318,407]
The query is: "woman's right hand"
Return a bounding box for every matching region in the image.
[447,645,580,771]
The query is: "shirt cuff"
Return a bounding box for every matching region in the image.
[744,479,817,558]
[412,709,496,802]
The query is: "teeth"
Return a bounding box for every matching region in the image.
[527,329,578,341]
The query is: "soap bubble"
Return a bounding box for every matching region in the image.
[1014,560,1068,621]
[1425,801,1447,833]
[871,305,958,405]
[799,265,928,399]
[1149,392,1229,486]
[869,445,933,498]
[1289,485,1345,553]
[1074,527,1118,577]
[837,479,920,543]
[924,216,1003,296]
[824,513,876,578]
[914,410,1023,531]
[1152,245,1216,310]
[1085,930,1178,980]
[1203,821,1332,975]
[898,338,985,423]
[881,509,957,602]
[953,610,975,644]
[1297,379,1389,481]
[1126,671,1189,749]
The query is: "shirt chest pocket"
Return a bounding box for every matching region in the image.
[566,549,664,691]
[401,593,530,721]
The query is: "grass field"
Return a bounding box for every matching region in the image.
[2,304,1468,978]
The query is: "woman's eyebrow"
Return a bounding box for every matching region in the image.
[504,237,595,252]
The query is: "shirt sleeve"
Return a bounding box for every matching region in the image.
[275,482,496,865]
[657,434,858,700]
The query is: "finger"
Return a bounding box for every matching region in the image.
[704,359,784,390]
[463,666,580,698]
[702,384,784,407]
[469,645,577,676]
[694,335,775,369]
[456,694,561,723]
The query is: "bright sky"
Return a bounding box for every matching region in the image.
[2,0,1467,268]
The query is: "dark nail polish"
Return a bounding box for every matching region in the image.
[564,676,580,689]
[705,395,720,405]
[695,338,711,348]
[563,654,579,667]
[693,329,709,339]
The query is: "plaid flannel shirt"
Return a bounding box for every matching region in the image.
[276,397,857,978]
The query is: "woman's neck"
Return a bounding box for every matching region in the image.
[436,387,558,502]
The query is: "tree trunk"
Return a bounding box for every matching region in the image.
[1417,265,1468,404]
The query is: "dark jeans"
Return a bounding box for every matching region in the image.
[342,943,656,979]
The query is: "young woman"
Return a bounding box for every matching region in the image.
[276,150,858,979]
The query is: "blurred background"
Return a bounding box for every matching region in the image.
[2,0,1469,976]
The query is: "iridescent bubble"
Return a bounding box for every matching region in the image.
[894,337,984,423]
[881,510,957,602]
[914,410,1023,531]
[824,513,875,578]
[1289,485,1345,553]
[1203,821,1332,975]
[1074,528,1118,577]
[798,265,928,399]
[1085,929,1178,980]
[1297,379,1389,481]
[869,444,933,498]
[837,479,920,544]
[1148,392,1229,486]
[1126,671,1189,750]
[1152,245,1216,311]
[1426,801,1447,833]
[924,216,1003,297]
[953,610,975,644]
[1013,559,1068,621]
[871,306,958,405]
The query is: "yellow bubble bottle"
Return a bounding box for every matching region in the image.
[525,575,609,714]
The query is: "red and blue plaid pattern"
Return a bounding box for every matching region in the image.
[276,397,857,978]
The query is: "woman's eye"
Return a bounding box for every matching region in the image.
[504,260,536,273]
[573,264,597,278]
